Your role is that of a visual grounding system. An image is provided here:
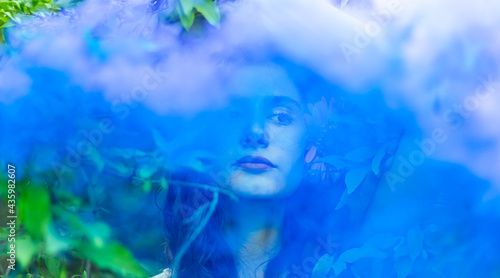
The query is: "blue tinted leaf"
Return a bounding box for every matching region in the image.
[407,226,424,261]
[332,247,387,276]
[345,167,369,194]
[335,189,349,210]
[371,143,388,175]
[395,257,412,278]
[312,254,334,278]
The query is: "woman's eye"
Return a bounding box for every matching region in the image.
[270,112,293,125]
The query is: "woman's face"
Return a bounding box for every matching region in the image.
[215,65,308,197]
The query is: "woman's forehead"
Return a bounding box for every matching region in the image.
[227,64,303,105]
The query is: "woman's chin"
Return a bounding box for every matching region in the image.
[229,178,284,197]
[228,176,294,198]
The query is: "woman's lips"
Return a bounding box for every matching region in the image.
[234,156,276,170]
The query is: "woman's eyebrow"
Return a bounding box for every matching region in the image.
[268,96,302,110]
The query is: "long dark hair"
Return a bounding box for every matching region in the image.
[160,61,388,277]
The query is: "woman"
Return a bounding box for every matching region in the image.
[159,60,386,278]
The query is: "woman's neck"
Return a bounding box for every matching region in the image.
[224,198,285,278]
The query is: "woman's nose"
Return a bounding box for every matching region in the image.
[240,123,269,149]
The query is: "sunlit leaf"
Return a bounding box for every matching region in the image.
[195,0,220,27]
[60,265,67,278]
[177,3,195,30]
[16,237,38,268]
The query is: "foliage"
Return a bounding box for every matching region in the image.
[0,0,81,43]
[153,0,221,31]
[0,0,221,45]
[173,0,220,30]
[0,170,152,277]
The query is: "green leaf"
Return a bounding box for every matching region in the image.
[44,255,61,277]
[16,237,38,268]
[79,241,150,277]
[177,3,195,30]
[179,0,194,15]
[0,227,9,241]
[142,179,152,193]
[0,31,3,44]
[45,226,71,254]
[19,186,51,239]
[60,265,67,278]
[194,0,220,26]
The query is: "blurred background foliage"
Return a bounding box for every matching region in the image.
[0,0,222,277]
[0,0,81,43]
[1,0,500,277]
[0,0,220,44]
